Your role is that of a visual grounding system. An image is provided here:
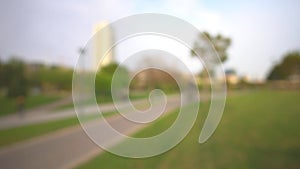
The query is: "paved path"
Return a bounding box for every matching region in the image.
[0,96,181,169]
[0,97,154,130]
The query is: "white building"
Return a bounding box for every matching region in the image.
[92,21,114,71]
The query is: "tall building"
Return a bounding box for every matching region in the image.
[92,21,114,71]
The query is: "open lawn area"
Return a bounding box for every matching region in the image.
[78,90,300,169]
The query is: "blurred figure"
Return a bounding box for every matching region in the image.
[16,95,25,117]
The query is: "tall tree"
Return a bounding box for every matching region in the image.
[267,51,300,80]
[4,58,28,98]
[191,32,231,63]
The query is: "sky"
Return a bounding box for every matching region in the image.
[0,0,300,80]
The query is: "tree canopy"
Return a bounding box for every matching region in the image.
[95,63,129,95]
[267,51,300,80]
[0,58,28,98]
[191,31,231,63]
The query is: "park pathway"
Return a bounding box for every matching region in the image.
[0,96,155,130]
[0,96,181,169]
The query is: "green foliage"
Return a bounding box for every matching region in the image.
[191,31,231,63]
[1,58,29,98]
[25,64,73,91]
[0,58,73,96]
[35,66,73,91]
[267,51,300,80]
[0,97,15,116]
[100,63,119,74]
[0,60,4,87]
[95,63,130,101]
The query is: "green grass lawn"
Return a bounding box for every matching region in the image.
[0,116,79,147]
[0,111,120,147]
[78,90,300,169]
[0,94,61,116]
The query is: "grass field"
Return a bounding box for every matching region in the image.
[0,116,79,147]
[78,90,300,169]
[0,94,61,116]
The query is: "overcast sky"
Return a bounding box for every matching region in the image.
[0,0,299,80]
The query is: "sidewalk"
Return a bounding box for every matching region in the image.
[0,101,118,130]
[0,96,162,130]
[0,96,181,169]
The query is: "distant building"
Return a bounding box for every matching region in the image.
[131,69,177,89]
[92,21,114,71]
[289,74,300,82]
[225,69,239,85]
[26,63,44,73]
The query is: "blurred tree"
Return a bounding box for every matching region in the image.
[100,63,118,74]
[4,58,28,98]
[191,32,231,63]
[1,58,75,95]
[25,63,44,89]
[267,51,300,80]
[36,66,73,91]
[95,63,129,95]
[0,59,4,88]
